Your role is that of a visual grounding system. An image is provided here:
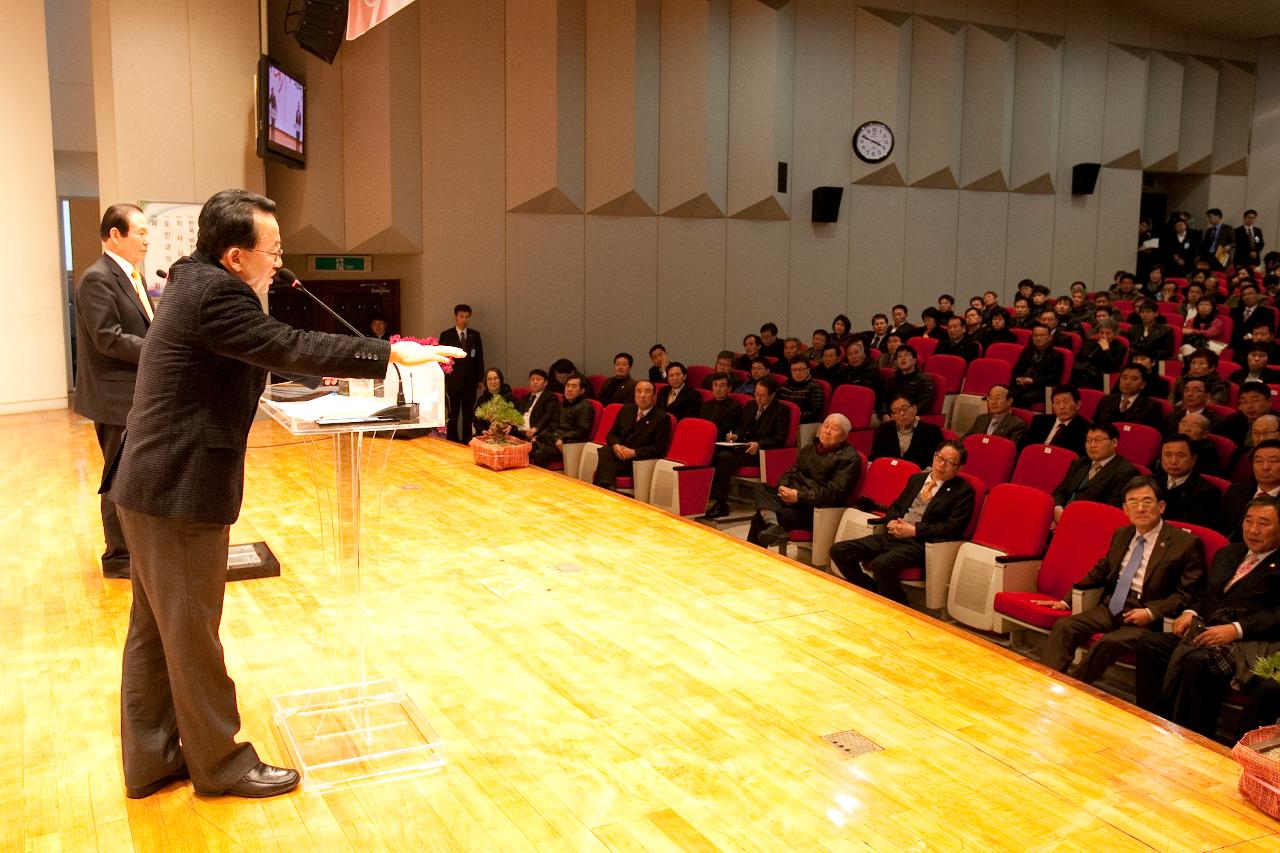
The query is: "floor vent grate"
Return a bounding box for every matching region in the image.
[822,730,883,757]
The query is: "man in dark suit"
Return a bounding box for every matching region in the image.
[513,369,557,441]
[1237,209,1266,269]
[935,316,980,362]
[1200,208,1234,269]
[1050,423,1139,521]
[1164,216,1198,277]
[1156,435,1224,530]
[705,377,791,518]
[1091,365,1165,431]
[105,189,463,800]
[1230,282,1276,351]
[829,440,974,604]
[1017,384,1091,455]
[1040,476,1206,684]
[656,362,702,421]
[869,396,944,468]
[593,380,672,491]
[888,304,917,341]
[1162,378,1220,438]
[599,352,639,406]
[439,303,483,442]
[698,373,742,441]
[749,414,862,546]
[1221,440,1280,539]
[531,374,594,468]
[1136,496,1280,739]
[965,384,1027,443]
[1011,325,1065,407]
[73,203,152,579]
[1215,382,1273,449]
[1125,299,1176,362]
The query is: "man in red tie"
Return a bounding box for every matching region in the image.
[73,203,152,579]
[1136,496,1280,739]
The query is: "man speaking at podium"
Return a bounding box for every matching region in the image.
[104,189,462,800]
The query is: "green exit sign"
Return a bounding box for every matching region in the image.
[310,255,372,272]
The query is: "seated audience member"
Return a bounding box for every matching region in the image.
[1132,352,1172,400]
[1053,296,1079,332]
[965,384,1026,443]
[735,335,764,372]
[1018,384,1090,455]
[830,315,855,350]
[1071,321,1126,390]
[702,351,738,389]
[980,307,1018,347]
[917,308,946,341]
[935,316,980,361]
[811,344,846,386]
[867,313,891,352]
[962,307,985,339]
[1050,423,1139,521]
[885,345,935,411]
[1180,297,1226,357]
[1229,346,1280,387]
[888,304,917,340]
[1221,439,1280,539]
[759,323,784,360]
[531,374,594,468]
[735,357,772,395]
[1068,289,1093,329]
[1171,349,1229,405]
[781,336,804,363]
[1011,325,1066,407]
[592,381,672,491]
[1175,412,1223,477]
[1252,415,1280,449]
[1249,320,1280,364]
[1036,308,1073,351]
[748,414,861,546]
[514,369,557,441]
[1011,296,1036,330]
[1217,382,1274,449]
[1231,282,1277,351]
[777,357,825,424]
[699,373,743,441]
[805,329,830,363]
[1136,496,1280,740]
[1040,476,1205,685]
[1031,283,1053,312]
[656,362,701,420]
[546,358,580,394]
[599,352,639,405]
[869,396,944,468]
[876,333,904,369]
[1092,364,1165,431]
[840,339,885,410]
[829,440,974,603]
[473,367,514,437]
[935,294,957,327]
[1125,299,1176,362]
[1109,271,1141,300]
[1155,434,1223,530]
[980,290,1002,322]
[704,378,792,519]
[1163,378,1218,436]
[647,344,670,384]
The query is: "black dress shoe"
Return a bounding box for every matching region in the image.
[126,765,189,799]
[756,523,788,547]
[221,763,300,798]
[704,502,730,520]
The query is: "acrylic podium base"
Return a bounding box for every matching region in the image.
[272,677,445,792]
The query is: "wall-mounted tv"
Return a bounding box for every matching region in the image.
[257,55,305,169]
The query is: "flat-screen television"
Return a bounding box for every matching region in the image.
[257,56,305,168]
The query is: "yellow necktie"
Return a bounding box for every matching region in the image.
[130,269,154,321]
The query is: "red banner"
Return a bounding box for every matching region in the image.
[346,0,417,41]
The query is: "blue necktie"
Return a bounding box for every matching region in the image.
[1108,534,1145,615]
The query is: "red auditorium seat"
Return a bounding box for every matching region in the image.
[1011,443,1078,495]
[574,402,622,484]
[1115,422,1162,468]
[646,417,719,515]
[906,335,938,364]
[961,434,1017,493]
[828,457,921,553]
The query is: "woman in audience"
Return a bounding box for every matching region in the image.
[1068,288,1093,328]
[1180,296,1226,356]
[830,314,854,350]
[980,308,1017,346]
[1170,348,1229,405]
[473,367,514,437]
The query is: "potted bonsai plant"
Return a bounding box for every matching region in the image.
[469,396,531,470]
[1231,652,1280,817]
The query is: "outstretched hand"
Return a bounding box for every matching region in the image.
[390,342,467,366]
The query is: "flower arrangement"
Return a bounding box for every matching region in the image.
[388,334,453,374]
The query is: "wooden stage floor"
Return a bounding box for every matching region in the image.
[5,408,1280,851]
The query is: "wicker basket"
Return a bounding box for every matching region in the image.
[1233,724,1280,818]
[468,436,531,471]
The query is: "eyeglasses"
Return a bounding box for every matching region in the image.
[1124,498,1158,508]
[251,247,284,260]
[933,454,959,467]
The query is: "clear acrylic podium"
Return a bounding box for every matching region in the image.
[256,363,447,792]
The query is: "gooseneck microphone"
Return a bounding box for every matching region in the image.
[274,267,365,337]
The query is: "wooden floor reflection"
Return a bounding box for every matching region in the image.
[4,408,1278,851]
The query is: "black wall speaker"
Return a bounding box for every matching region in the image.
[812,186,843,223]
[1071,162,1101,195]
[293,0,348,65]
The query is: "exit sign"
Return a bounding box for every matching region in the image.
[309,255,372,272]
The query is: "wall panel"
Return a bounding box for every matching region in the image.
[505,215,585,373]
[726,221,791,352]
[584,217,657,371]
[657,219,727,354]
[1093,167,1141,288]
[1004,194,1054,286]
[903,188,959,309]
[906,16,964,189]
[726,0,793,219]
[956,191,1011,299]
[851,7,910,188]
[847,186,906,313]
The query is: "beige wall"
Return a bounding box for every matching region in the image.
[1,1,68,413]
[268,0,1280,379]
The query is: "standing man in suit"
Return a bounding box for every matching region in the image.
[1091,365,1165,431]
[1018,384,1091,455]
[1237,209,1266,269]
[1201,208,1235,269]
[1136,496,1280,739]
[829,440,974,604]
[705,377,791,518]
[1040,477,1205,684]
[439,303,483,442]
[869,395,944,468]
[105,189,462,800]
[1049,423,1140,521]
[593,380,672,491]
[965,385,1027,444]
[73,203,152,580]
